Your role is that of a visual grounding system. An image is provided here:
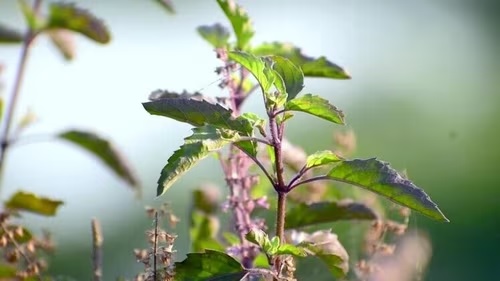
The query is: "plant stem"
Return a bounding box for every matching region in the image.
[0,0,42,197]
[276,191,286,242]
[91,218,103,281]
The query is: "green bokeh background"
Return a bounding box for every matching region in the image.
[1,0,499,280]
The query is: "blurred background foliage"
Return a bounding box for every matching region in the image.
[1,0,499,280]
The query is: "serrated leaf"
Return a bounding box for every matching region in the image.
[0,226,33,244]
[156,126,241,196]
[47,28,75,60]
[59,130,139,188]
[197,23,230,48]
[174,250,246,281]
[306,150,343,169]
[149,89,205,101]
[245,228,273,254]
[155,0,175,14]
[328,158,449,222]
[228,51,274,93]
[284,94,345,125]
[268,56,304,100]
[0,23,23,43]
[5,191,63,216]
[252,42,350,79]
[143,96,253,135]
[46,3,110,44]
[285,200,377,229]
[276,243,308,257]
[216,0,254,50]
[190,211,224,252]
[296,230,349,279]
[0,264,16,278]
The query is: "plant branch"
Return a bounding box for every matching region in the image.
[91,218,103,281]
[289,175,330,190]
[0,0,42,197]
[153,210,159,281]
[235,145,275,186]
[236,136,272,147]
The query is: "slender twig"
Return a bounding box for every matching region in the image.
[0,0,43,197]
[91,218,103,281]
[0,222,42,281]
[289,175,330,190]
[153,211,159,281]
[236,136,272,147]
[286,166,308,191]
[4,134,55,148]
[271,109,286,118]
[235,144,275,186]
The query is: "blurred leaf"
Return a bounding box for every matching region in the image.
[156,126,242,196]
[47,28,75,60]
[252,42,350,79]
[245,228,273,254]
[0,226,33,244]
[149,89,205,101]
[327,158,449,222]
[197,23,230,48]
[228,51,274,93]
[18,0,41,31]
[276,243,308,257]
[297,230,349,279]
[46,3,110,44]
[0,23,23,43]
[193,188,219,214]
[285,200,377,229]
[222,232,240,246]
[58,130,139,188]
[155,0,175,14]
[5,191,63,216]
[190,211,224,252]
[285,94,345,125]
[268,56,304,100]
[0,264,16,278]
[216,0,254,50]
[305,150,343,169]
[174,250,247,281]
[143,96,253,135]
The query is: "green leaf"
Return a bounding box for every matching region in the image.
[193,189,219,214]
[59,130,139,189]
[275,244,308,257]
[305,150,343,169]
[252,42,350,79]
[190,211,224,252]
[156,126,242,196]
[296,230,349,279]
[5,191,63,216]
[284,94,345,125]
[285,200,378,229]
[245,228,273,254]
[228,51,274,93]
[143,96,253,135]
[222,232,240,246]
[46,3,111,44]
[155,0,175,14]
[327,158,449,222]
[268,56,304,101]
[0,225,33,244]
[0,23,23,43]
[174,250,247,281]
[216,0,254,50]
[0,264,16,278]
[18,0,41,31]
[197,23,230,48]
